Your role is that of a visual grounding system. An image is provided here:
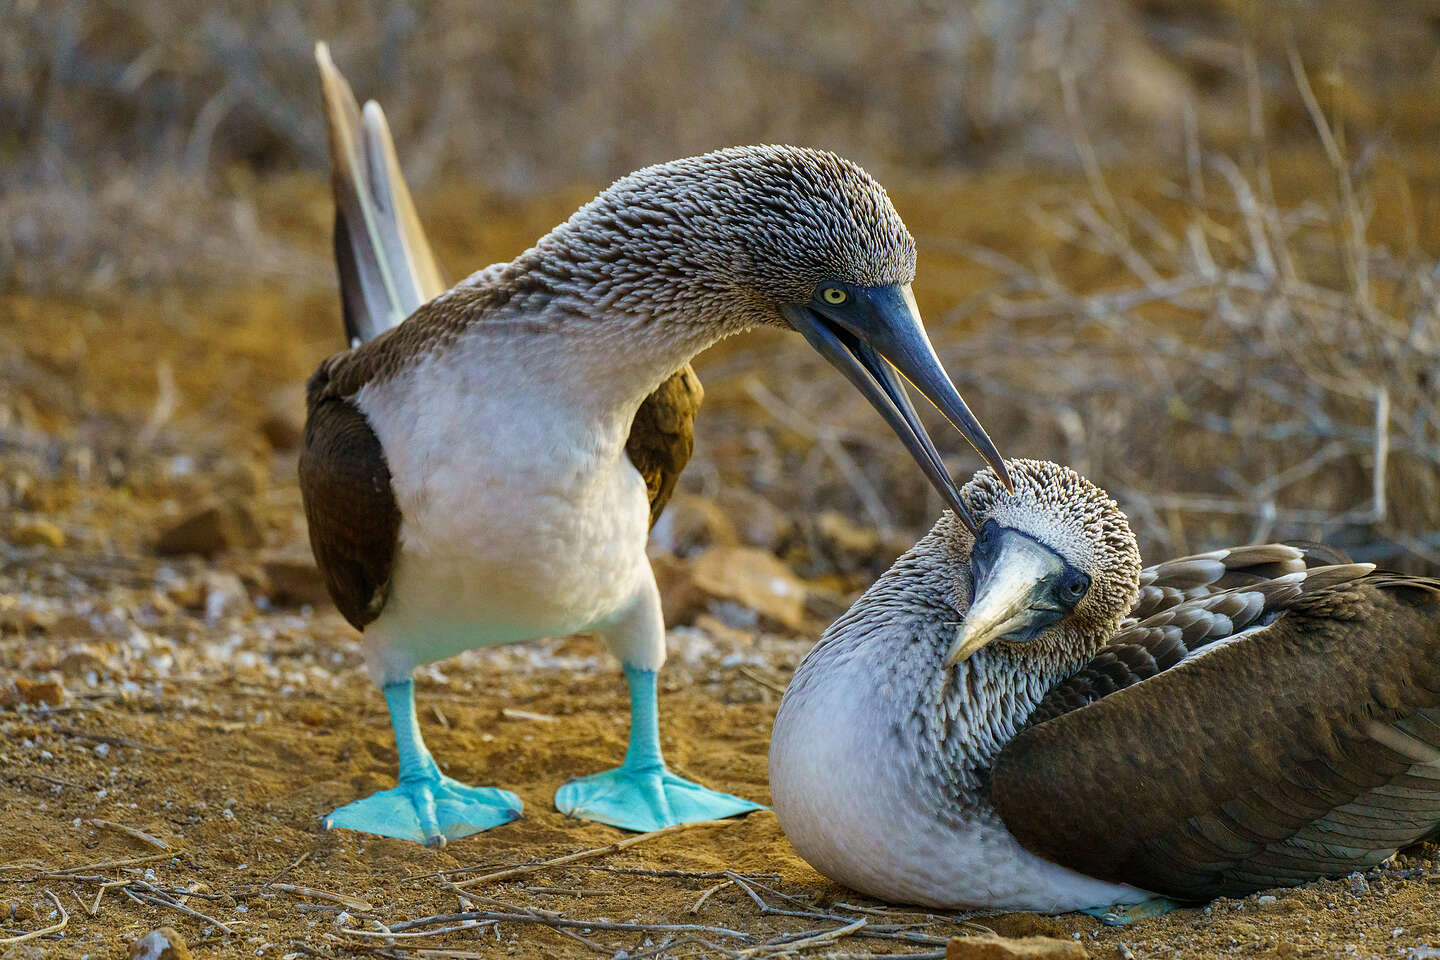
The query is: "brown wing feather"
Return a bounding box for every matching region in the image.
[1127,541,1350,624]
[1030,563,1370,724]
[993,571,1440,900]
[298,365,401,630]
[627,365,703,528]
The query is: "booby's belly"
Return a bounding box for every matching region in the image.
[770,659,1148,912]
[352,343,653,682]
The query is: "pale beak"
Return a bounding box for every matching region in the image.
[944,528,1073,667]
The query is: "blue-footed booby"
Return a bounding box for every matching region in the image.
[771,459,1440,916]
[301,45,1009,846]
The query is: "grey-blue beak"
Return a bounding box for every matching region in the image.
[782,282,1010,531]
[945,524,1090,666]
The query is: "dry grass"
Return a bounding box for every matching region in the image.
[2,6,1439,575]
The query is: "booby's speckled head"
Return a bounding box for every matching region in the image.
[548,144,1006,522]
[944,459,1140,669]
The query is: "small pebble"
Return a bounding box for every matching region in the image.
[1348,873,1371,896]
[128,926,192,960]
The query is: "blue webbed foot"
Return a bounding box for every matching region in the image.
[555,763,761,832]
[557,665,763,831]
[1082,896,1184,925]
[326,774,521,847]
[325,678,521,847]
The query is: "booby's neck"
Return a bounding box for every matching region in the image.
[420,215,763,420]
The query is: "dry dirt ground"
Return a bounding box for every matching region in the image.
[3,166,1440,960]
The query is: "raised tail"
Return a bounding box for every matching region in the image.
[315,42,445,345]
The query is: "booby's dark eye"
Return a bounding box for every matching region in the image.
[822,287,847,304]
[1061,570,1090,603]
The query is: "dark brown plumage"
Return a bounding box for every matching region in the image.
[995,570,1440,900]
[626,365,704,527]
[298,372,399,630]
[1028,541,1353,722]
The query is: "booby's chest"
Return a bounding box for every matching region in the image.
[351,329,655,646]
[771,642,1146,912]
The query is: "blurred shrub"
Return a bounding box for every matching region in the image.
[4,0,1438,193]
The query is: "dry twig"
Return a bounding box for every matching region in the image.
[0,890,67,946]
[450,819,737,888]
[86,818,169,850]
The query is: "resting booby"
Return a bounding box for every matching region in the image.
[771,459,1440,915]
[300,46,1009,846]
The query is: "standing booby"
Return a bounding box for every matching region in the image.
[771,458,1440,915]
[301,46,1009,846]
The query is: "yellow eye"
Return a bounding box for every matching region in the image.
[822,288,847,305]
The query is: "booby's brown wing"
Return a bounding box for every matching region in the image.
[628,366,704,527]
[1032,549,1360,722]
[298,366,400,630]
[992,568,1440,900]
[1125,541,1351,625]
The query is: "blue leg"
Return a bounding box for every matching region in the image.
[1081,897,1184,925]
[324,679,521,847]
[554,666,763,831]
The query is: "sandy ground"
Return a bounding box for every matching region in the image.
[3,169,1440,958]
[3,607,1440,960]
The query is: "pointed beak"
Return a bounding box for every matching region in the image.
[944,528,1070,667]
[781,283,1009,532]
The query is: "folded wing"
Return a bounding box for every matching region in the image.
[993,567,1440,899]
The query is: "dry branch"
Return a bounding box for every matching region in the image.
[449,819,737,889]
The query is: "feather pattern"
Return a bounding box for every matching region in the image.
[771,458,1440,910]
[994,573,1440,900]
[302,50,713,631]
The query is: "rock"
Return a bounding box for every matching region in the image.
[56,647,108,678]
[0,603,55,635]
[202,570,250,620]
[129,926,192,960]
[658,546,811,632]
[164,577,207,611]
[1348,872,1371,896]
[947,934,1088,960]
[259,553,330,608]
[295,703,331,727]
[259,385,306,451]
[155,501,262,556]
[260,413,303,451]
[649,493,738,556]
[817,509,880,557]
[1,945,49,960]
[2,677,66,707]
[9,517,64,549]
[714,487,794,552]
